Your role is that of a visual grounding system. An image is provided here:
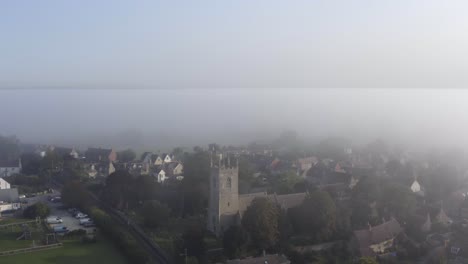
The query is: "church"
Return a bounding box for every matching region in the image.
[207,153,307,236]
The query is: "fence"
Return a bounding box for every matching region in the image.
[0,243,63,256]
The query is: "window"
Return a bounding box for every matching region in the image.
[226,177,231,189]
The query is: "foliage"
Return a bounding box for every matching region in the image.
[41,149,64,171]
[140,200,171,229]
[88,207,150,264]
[103,170,134,210]
[175,223,206,263]
[223,226,249,259]
[62,181,91,209]
[358,257,378,264]
[270,170,302,194]
[20,153,42,175]
[117,149,136,163]
[241,197,280,251]
[23,202,50,218]
[290,190,336,242]
[379,183,417,221]
[181,151,210,216]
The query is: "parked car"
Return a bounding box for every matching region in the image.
[51,196,61,203]
[68,208,78,214]
[19,194,26,199]
[46,216,63,224]
[83,221,96,227]
[75,213,88,219]
[53,226,68,233]
[79,218,92,225]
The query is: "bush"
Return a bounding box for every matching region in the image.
[140,200,170,229]
[23,202,50,219]
[88,207,150,264]
[63,229,87,239]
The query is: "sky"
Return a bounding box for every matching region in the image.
[1,1,468,150]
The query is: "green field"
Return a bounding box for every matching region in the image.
[1,239,128,264]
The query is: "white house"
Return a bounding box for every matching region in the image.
[410,180,421,193]
[0,159,21,177]
[153,155,163,166]
[0,178,11,189]
[163,154,172,164]
[155,169,167,183]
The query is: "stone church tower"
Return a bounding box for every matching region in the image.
[207,153,239,236]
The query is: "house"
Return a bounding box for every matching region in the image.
[51,146,79,159]
[434,207,452,227]
[86,162,115,178]
[296,156,319,177]
[0,178,11,189]
[0,188,20,212]
[85,148,117,163]
[162,154,172,163]
[165,162,183,176]
[141,152,153,165]
[353,218,402,257]
[0,159,21,177]
[152,155,164,166]
[410,179,421,193]
[0,188,19,203]
[226,254,290,264]
[154,168,167,183]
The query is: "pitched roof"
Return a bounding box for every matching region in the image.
[0,159,20,168]
[0,188,19,202]
[238,192,307,216]
[227,254,290,264]
[238,192,268,216]
[353,218,402,257]
[85,148,112,162]
[271,193,307,210]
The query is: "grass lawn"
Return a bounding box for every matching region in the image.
[1,238,127,264]
[0,220,44,251]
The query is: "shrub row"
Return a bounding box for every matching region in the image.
[88,207,150,264]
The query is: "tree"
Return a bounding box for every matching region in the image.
[172,147,184,160]
[181,224,206,263]
[181,151,210,215]
[291,190,337,242]
[271,171,302,194]
[350,176,382,228]
[23,202,50,218]
[62,181,90,209]
[103,170,134,210]
[358,257,378,264]
[140,200,170,229]
[241,197,280,251]
[223,226,249,259]
[379,183,417,222]
[118,149,136,163]
[20,153,41,175]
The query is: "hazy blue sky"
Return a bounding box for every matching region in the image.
[2,0,468,88]
[1,2,468,150]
